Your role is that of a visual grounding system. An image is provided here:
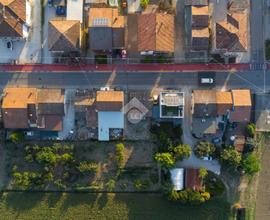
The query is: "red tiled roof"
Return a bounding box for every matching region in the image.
[185,168,202,191]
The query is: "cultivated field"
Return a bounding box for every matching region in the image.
[0,192,231,220]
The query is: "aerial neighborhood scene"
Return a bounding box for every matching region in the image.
[0,0,269,219]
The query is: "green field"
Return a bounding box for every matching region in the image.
[0,192,231,220]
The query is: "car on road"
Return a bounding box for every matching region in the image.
[201,78,214,84]
[198,72,215,86]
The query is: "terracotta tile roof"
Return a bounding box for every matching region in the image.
[2,88,65,130]
[2,88,36,108]
[88,8,125,50]
[216,12,248,52]
[216,91,233,115]
[0,0,26,37]
[96,91,124,111]
[37,115,63,131]
[2,88,36,129]
[230,90,251,122]
[138,13,174,52]
[88,8,124,28]
[231,89,251,106]
[36,89,64,115]
[185,168,202,191]
[191,6,209,51]
[216,91,233,104]
[192,28,209,38]
[36,89,64,103]
[48,20,80,52]
[193,90,216,104]
[191,5,209,15]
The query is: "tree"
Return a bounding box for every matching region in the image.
[140,0,150,8]
[154,152,175,168]
[171,144,191,161]
[246,123,256,138]
[9,131,25,143]
[115,143,125,169]
[242,153,261,175]
[198,168,208,180]
[221,148,242,169]
[194,141,215,158]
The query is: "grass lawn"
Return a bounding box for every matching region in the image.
[0,192,231,220]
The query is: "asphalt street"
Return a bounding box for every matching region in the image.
[0,70,269,93]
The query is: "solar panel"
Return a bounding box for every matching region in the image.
[93,18,109,27]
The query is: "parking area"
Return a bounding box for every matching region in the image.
[0,0,41,64]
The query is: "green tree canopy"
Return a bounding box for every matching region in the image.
[171,144,191,161]
[246,123,256,138]
[221,148,242,169]
[198,168,208,180]
[154,152,175,168]
[10,131,25,143]
[242,153,261,175]
[194,141,215,158]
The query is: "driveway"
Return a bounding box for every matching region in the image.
[58,89,75,139]
[173,0,186,63]
[176,87,221,174]
[0,0,41,64]
[41,1,57,64]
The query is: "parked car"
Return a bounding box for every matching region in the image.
[212,137,221,144]
[25,131,34,136]
[203,156,213,161]
[48,0,53,7]
[7,41,13,50]
[56,6,66,16]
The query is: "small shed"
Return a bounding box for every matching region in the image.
[170,168,184,191]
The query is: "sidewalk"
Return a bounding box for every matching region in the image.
[0,63,252,72]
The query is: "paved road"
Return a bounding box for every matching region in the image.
[250,0,265,63]
[0,70,269,93]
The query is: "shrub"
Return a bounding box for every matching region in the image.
[77,161,98,173]
[54,179,66,190]
[171,144,191,161]
[155,152,175,168]
[9,131,25,143]
[12,171,41,189]
[168,189,210,204]
[24,154,34,163]
[133,179,151,190]
[140,0,150,8]
[106,179,116,191]
[60,153,74,163]
[198,168,208,180]
[241,153,261,175]
[115,143,125,169]
[194,141,215,158]
[246,123,256,138]
[221,148,242,169]
[36,149,58,166]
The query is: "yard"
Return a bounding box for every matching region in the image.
[2,141,158,192]
[0,192,231,220]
